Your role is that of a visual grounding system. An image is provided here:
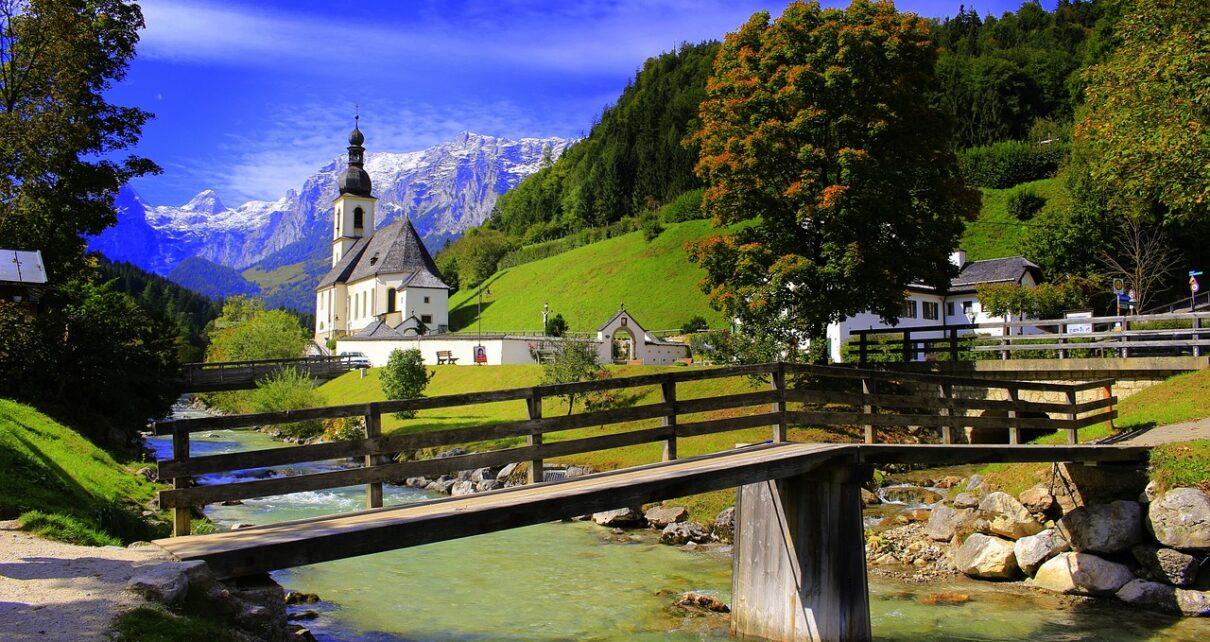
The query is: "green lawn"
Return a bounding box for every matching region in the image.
[958,176,1070,261]
[448,220,727,334]
[318,365,858,520]
[0,398,164,545]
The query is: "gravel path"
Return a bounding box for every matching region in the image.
[1103,417,1210,446]
[0,521,174,641]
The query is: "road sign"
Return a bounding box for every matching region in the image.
[1193,277,1201,293]
[1190,270,1204,277]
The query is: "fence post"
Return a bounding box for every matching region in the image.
[527,390,544,483]
[1067,388,1080,444]
[901,332,911,363]
[364,403,384,509]
[662,378,678,460]
[862,377,876,444]
[1006,387,1021,445]
[1000,322,1009,360]
[948,327,959,362]
[171,428,191,537]
[938,383,954,444]
[1195,316,1202,358]
[1059,321,1068,359]
[771,363,787,443]
[858,333,868,364]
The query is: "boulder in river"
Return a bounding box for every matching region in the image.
[592,507,645,527]
[676,592,730,613]
[952,493,980,509]
[475,479,503,493]
[881,485,943,506]
[713,507,735,544]
[1176,589,1210,617]
[925,505,975,542]
[1116,579,1179,613]
[1148,488,1210,551]
[645,505,689,528]
[1131,544,1199,587]
[953,533,1019,580]
[1057,500,1143,554]
[425,479,456,494]
[979,492,1044,540]
[469,467,498,483]
[1013,528,1070,576]
[1031,552,1133,595]
[860,488,881,506]
[661,522,711,545]
[450,480,477,496]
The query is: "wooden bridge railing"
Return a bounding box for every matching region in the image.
[153,362,1115,536]
[181,354,359,391]
[850,310,1210,363]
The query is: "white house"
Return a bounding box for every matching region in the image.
[314,120,450,344]
[825,250,1042,362]
[314,124,689,367]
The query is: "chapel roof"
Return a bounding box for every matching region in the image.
[316,218,448,290]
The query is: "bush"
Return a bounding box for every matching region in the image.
[544,313,568,337]
[682,315,709,333]
[322,416,365,442]
[249,367,324,438]
[958,140,1067,188]
[380,348,434,419]
[1006,188,1046,220]
[659,189,706,223]
[641,214,664,241]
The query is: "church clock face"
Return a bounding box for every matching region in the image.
[350,150,363,164]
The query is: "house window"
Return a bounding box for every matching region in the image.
[423,296,430,304]
[900,299,917,319]
[353,207,364,229]
[923,301,939,320]
[946,302,955,317]
[421,314,433,325]
[962,300,975,316]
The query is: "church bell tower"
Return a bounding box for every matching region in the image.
[331,115,376,265]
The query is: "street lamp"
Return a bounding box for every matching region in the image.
[477,287,492,360]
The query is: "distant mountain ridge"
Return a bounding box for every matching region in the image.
[88,132,570,309]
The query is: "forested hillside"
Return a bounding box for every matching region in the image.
[100,260,223,361]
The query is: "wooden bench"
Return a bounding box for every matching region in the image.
[436,350,458,365]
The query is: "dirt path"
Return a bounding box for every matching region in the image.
[1102,417,1210,446]
[0,521,173,641]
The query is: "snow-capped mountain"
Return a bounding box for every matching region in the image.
[89,132,570,282]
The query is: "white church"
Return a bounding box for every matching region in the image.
[314,122,690,367]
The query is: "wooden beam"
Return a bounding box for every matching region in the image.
[661,380,677,461]
[364,405,383,509]
[527,390,543,484]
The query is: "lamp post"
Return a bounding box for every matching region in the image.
[477,287,491,362]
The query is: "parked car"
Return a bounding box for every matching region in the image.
[338,351,372,368]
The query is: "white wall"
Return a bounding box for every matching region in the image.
[335,335,686,368]
[400,287,449,330]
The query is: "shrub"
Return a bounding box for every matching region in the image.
[322,416,365,442]
[659,189,706,222]
[249,367,324,438]
[958,140,1067,188]
[544,313,568,337]
[380,348,434,419]
[1006,188,1046,220]
[641,214,664,241]
[540,340,599,414]
[682,315,709,333]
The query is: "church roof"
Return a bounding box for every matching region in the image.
[316,218,448,290]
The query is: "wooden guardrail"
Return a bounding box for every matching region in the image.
[153,362,1115,536]
[850,311,1210,363]
[181,355,359,392]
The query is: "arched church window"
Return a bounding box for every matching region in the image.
[353,207,364,229]
[386,288,397,313]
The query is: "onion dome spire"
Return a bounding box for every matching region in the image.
[338,113,372,197]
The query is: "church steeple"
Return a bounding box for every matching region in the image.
[338,114,372,197]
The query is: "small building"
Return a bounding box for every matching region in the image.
[825,250,1042,362]
[0,249,48,311]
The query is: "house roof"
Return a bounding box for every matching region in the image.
[316,218,448,290]
[949,256,1041,293]
[343,317,424,340]
[0,249,47,285]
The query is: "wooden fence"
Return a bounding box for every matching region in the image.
[181,355,359,392]
[850,311,1210,363]
[153,362,1115,536]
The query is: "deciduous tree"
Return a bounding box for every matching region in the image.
[689,0,980,355]
[380,348,434,419]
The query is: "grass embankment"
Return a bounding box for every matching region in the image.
[320,365,858,520]
[111,606,245,642]
[0,398,165,545]
[958,176,1069,261]
[981,368,1210,494]
[447,220,727,334]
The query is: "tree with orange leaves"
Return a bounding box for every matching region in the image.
[689,0,979,359]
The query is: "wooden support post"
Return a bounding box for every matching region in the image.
[1067,388,1080,445]
[732,465,872,642]
[527,390,544,483]
[861,378,876,444]
[771,362,788,443]
[938,383,954,445]
[661,379,678,460]
[364,404,384,509]
[1195,316,1202,358]
[171,428,191,537]
[901,332,911,363]
[1000,322,1009,360]
[1006,387,1021,445]
[858,333,868,365]
[948,327,959,362]
[1104,384,1116,432]
[1058,321,1068,359]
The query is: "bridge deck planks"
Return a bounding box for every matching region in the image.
[154,442,1148,580]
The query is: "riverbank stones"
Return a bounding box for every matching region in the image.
[954,533,1019,579]
[1148,488,1210,551]
[1131,544,1199,586]
[644,505,688,528]
[592,507,644,527]
[1014,528,1070,576]
[1116,579,1179,613]
[1031,552,1133,595]
[979,492,1043,540]
[713,507,735,543]
[925,505,975,542]
[661,522,710,545]
[882,486,943,505]
[1057,500,1143,553]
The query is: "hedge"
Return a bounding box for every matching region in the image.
[958,140,1068,189]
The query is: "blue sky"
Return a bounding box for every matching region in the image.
[117,0,1046,206]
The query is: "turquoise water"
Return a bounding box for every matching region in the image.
[148,428,1210,641]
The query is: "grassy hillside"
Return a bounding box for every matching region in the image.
[448,220,727,333]
[958,177,1069,261]
[0,399,163,545]
[319,365,859,519]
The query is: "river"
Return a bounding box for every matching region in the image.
[147,416,1209,641]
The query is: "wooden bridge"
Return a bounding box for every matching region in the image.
[151,362,1137,641]
[179,355,359,392]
